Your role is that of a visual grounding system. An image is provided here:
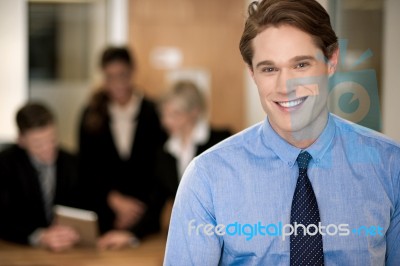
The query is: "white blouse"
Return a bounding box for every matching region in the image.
[108,94,142,160]
[164,119,210,179]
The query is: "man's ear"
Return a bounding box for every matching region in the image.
[17,135,25,148]
[328,48,339,76]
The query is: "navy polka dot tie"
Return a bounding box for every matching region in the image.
[290,151,324,265]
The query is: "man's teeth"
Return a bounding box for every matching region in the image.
[277,97,306,108]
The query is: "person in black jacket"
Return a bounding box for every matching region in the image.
[0,103,80,252]
[78,47,167,250]
[157,80,231,202]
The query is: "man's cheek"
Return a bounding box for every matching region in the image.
[296,83,319,98]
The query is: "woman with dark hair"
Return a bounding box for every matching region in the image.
[78,47,166,249]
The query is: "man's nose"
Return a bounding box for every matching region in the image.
[275,69,296,95]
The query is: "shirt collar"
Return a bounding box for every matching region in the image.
[29,154,55,170]
[108,92,143,120]
[262,113,336,167]
[306,113,336,165]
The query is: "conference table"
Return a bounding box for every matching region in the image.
[0,234,166,266]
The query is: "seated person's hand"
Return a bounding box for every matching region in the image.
[108,190,147,229]
[38,225,80,252]
[97,230,138,250]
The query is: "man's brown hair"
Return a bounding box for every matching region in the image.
[16,102,54,134]
[239,0,338,68]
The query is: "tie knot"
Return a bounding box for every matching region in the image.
[296,151,312,170]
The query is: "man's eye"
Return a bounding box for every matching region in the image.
[295,62,309,69]
[262,67,276,73]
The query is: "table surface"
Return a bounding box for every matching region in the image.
[0,234,166,266]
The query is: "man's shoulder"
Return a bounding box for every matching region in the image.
[0,145,30,180]
[332,114,400,151]
[0,144,25,162]
[194,121,264,164]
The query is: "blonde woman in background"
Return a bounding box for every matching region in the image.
[156,81,231,204]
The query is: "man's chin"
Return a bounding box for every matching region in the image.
[269,120,299,134]
[38,156,57,165]
[269,117,314,136]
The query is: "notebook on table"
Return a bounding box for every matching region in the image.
[54,205,99,246]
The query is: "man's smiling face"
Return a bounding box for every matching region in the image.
[250,24,337,139]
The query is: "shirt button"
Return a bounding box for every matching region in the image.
[288,161,292,166]
[316,159,320,164]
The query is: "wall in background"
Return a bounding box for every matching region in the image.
[0,0,27,143]
[382,0,400,142]
[0,0,130,150]
[29,0,127,152]
[129,0,245,132]
[107,0,128,46]
[29,0,108,152]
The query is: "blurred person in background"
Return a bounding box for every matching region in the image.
[156,81,231,217]
[0,103,80,252]
[78,47,167,250]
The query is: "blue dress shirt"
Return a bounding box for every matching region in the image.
[164,113,400,266]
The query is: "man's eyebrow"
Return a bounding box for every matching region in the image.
[290,55,316,62]
[255,60,274,69]
[255,55,317,69]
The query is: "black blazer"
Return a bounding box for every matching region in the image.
[156,128,231,200]
[78,98,167,238]
[0,145,79,244]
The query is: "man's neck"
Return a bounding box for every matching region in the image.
[272,110,329,149]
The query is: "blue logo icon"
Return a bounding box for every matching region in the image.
[328,39,381,131]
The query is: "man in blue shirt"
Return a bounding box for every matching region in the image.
[164,0,400,265]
